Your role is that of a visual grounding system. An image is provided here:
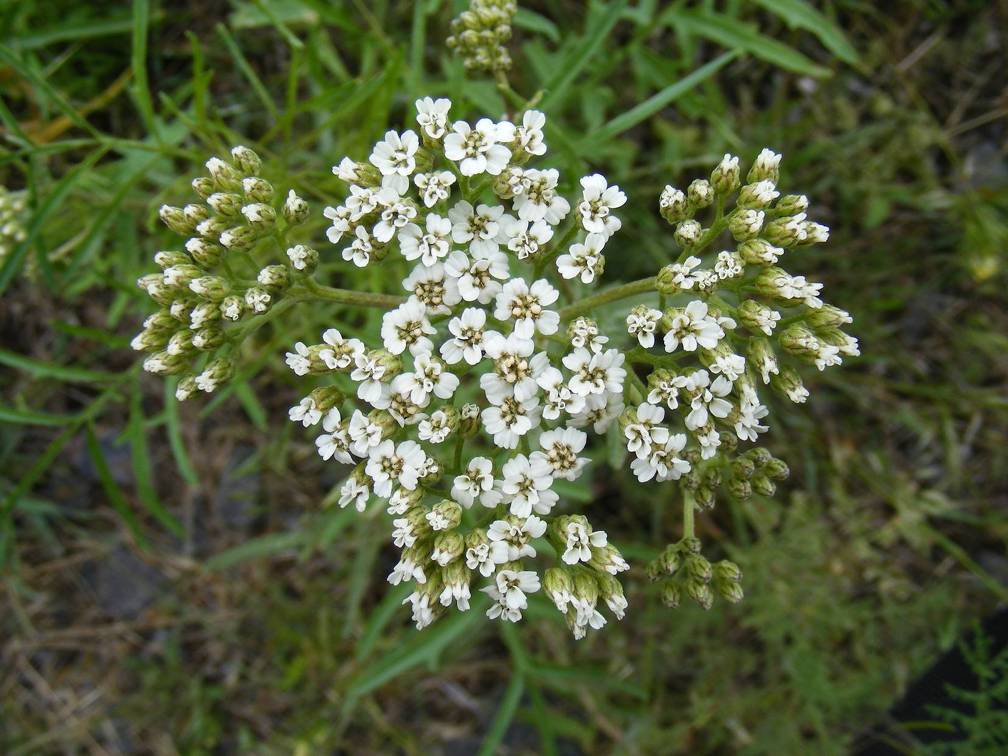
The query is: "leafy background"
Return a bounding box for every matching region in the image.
[1,0,1006,753]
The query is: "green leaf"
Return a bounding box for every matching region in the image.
[478,670,525,756]
[205,531,305,570]
[216,23,280,119]
[540,0,628,110]
[581,51,738,148]
[127,378,183,537]
[131,0,159,136]
[164,380,199,487]
[0,348,119,383]
[662,9,831,78]
[233,380,269,432]
[513,8,560,42]
[753,0,859,65]
[84,424,148,547]
[0,405,76,426]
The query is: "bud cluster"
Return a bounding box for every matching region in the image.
[647,537,743,610]
[446,0,518,74]
[133,146,313,399]
[623,148,856,609]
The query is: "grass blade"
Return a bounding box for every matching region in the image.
[753,0,859,65]
[478,670,525,756]
[0,347,118,383]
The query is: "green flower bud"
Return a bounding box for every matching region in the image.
[185,238,223,267]
[727,478,752,500]
[732,456,755,480]
[191,326,224,351]
[196,216,230,242]
[774,193,808,215]
[219,295,244,321]
[458,402,480,436]
[432,531,465,564]
[737,180,780,210]
[230,145,262,176]
[244,286,272,313]
[286,244,318,274]
[543,566,575,604]
[205,156,243,191]
[169,298,194,321]
[256,265,290,293]
[806,304,853,328]
[681,536,702,555]
[219,225,258,250]
[660,582,681,608]
[191,176,216,199]
[687,178,714,209]
[714,560,742,583]
[659,185,689,223]
[241,176,274,204]
[763,457,790,481]
[189,275,230,301]
[728,208,765,241]
[183,203,210,227]
[207,192,243,216]
[241,202,276,227]
[283,190,309,225]
[747,147,781,183]
[710,153,740,194]
[762,214,806,247]
[685,554,712,583]
[175,376,199,401]
[686,579,714,610]
[158,204,192,235]
[658,544,681,576]
[188,301,221,329]
[674,219,703,247]
[165,330,194,356]
[751,474,776,497]
[773,366,809,403]
[143,350,188,375]
[154,250,190,269]
[197,356,234,391]
[695,486,716,511]
[308,386,344,413]
[717,579,744,603]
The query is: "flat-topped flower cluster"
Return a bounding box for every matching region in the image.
[287,99,632,637]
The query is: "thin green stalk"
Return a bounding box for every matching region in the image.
[558,276,657,320]
[683,489,695,539]
[298,278,405,309]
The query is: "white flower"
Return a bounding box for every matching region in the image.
[448,201,508,255]
[350,350,389,406]
[466,542,499,577]
[347,409,385,457]
[494,454,554,518]
[513,168,569,224]
[289,396,322,427]
[488,517,547,561]
[399,213,452,266]
[415,96,451,140]
[441,307,488,365]
[439,574,471,612]
[569,317,609,352]
[480,330,549,402]
[381,299,436,356]
[663,300,725,353]
[388,553,426,586]
[481,394,541,450]
[502,217,553,260]
[562,520,608,565]
[735,395,769,441]
[452,457,494,508]
[338,475,370,512]
[402,262,461,315]
[483,569,540,622]
[714,250,743,280]
[710,352,746,383]
[373,198,417,244]
[533,427,589,482]
[319,328,364,370]
[685,370,734,430]
[334,156,362,183]
[626,306,662,348]
[668,256,703,290]
[342,225,375,267]
[245,288,271,313]
[403,591,435,630]
[285,342,311,376]
[444,249,509,304]
[515,109,546,156]
[324,205,352,245]
[369,129,419,176]
[624,403,665,456]
[557,233,604,283]
[563,347,626,397]
[537,366,584,420]
[443,118,513,176]
[494,277,560,338]
[647,372,687,409]
[345,184,381,221]
[414,170,456,207]
[577,174,625,236]
[315,409,353,464]
[365,439,426,498]
[286,244,312,271]
[397,350,458,404]
[630,432,690,482]
[570,391,624,434]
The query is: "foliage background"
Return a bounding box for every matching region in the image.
[1,0,1006,753]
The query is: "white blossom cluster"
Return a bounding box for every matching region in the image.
[287,99,632,638]
[133,146,312,399]
[621,148,858,520]
[0,185,27,268]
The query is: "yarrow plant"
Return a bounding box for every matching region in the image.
[133,71,855,635]
[0,185,27,269]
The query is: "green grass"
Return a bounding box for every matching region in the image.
[1,0,1007,752]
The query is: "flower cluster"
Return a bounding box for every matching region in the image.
[446,0,518,74]
[133,146,313,399]
[619,149,857,605]
[0,185,27,269]
[288,99,631,637]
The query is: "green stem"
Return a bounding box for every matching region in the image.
[558,276,657,320]
[297,278,405,309]
[683,488,695,539]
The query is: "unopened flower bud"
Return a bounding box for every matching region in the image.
[230,145,262,176]
[220,295,244,321]
[165,330,194,356]
[727,478,752,500]
[241,176,274,204]
[685,554,712,583]
[773,367,809,403]
[219,225,258,250]
[205,156,242,191]
[763,214,806,247]
[458,402,480,436]
[185,237,223,267]
[717,579,744,603]
[774,193,808,215]
[686,579,714,610]
[431,531,465,565]
[175,376,198,401]
[710,153,740,194]
[207,192,243,216]
[241,203,276,227]
[189,275,230,301]
[196,356,234,392]
[189,301,220,329]
[751,474,776,497]
[660,582,681,608]
[737,238,782,266]
[687,178,714,209]
[747,147,781,184]
[196,216,230,241]
[659,186,689,223]
[308,386,344,413]
[257,264,290,293]
[162,264,202,289]
[737,180,780,209]
[806,304,852,328]
[673,219,702,247]
[283,190,309,224]
[158,204,192,235]
[154,250,190,269]
[191,176,216,199]
[728,208,764,241]
[191,326,224,351]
